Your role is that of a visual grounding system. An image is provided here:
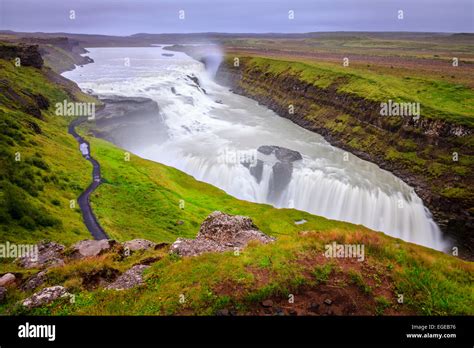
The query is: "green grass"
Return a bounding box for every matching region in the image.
[0,59,94,245]
[242,56,474,126]
[312,262,335,284]
[2,227,472,316]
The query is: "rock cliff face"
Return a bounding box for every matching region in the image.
[215,59,473,259]
[0,43,43,68]
[92,95,165,150]
[243,145,303,203]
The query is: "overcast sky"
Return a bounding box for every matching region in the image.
[1,0,473,35]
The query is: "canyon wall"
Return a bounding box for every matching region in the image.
[215,58,474,258]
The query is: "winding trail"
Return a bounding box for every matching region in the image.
[68,118,109,240]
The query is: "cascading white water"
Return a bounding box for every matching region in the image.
[64,46,447,252]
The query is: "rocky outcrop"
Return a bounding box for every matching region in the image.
[170,211,275,257]
[71,239,116,259]
[106,265,150,290]
[0,43,43,68]
[258,145,303,163]
[22,286,70,309]
[22,271,47,291]
[8,37,94,73]
[17,241,65,269]
[96,96,159,119]
[0,273,16,287]
[123,239,156,253]
[92,96,166,150]
[244,145,302,202]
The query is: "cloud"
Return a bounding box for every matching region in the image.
[1,0,472,34]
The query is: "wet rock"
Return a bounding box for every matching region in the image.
[0,273,16,287]
[0,287,6,302]
[258,145,303,163]
[261,299,273,308]
[22,286,70,309]
[258,146,303,203]
[244,146,302,201]
[22,271,47,291]
[170,211,275,257]
[123,239,156,252]
[106,265,150,290]
[71,239,116,259]
[243,159,264,183]
[270,162,293,196]
[17,241,65,269]
[186,74,200,87]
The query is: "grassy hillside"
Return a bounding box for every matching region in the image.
[245,57,473,127]
[0,58,95,245]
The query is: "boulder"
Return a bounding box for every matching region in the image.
[17,241,65,269]
[0,287,6,302]
[170,211,275,257]
[0,273,16,287]
[123,239,156,253]
[71,239,115,258]
[106,265,150,290]
[22,271,47,291]
[22,286,70,309]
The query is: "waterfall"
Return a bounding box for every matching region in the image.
[64,45,448,252]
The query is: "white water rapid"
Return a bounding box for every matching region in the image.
[64,46,447,251]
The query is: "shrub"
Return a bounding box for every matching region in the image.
[19,215,35,230]
[51,199,61,206]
